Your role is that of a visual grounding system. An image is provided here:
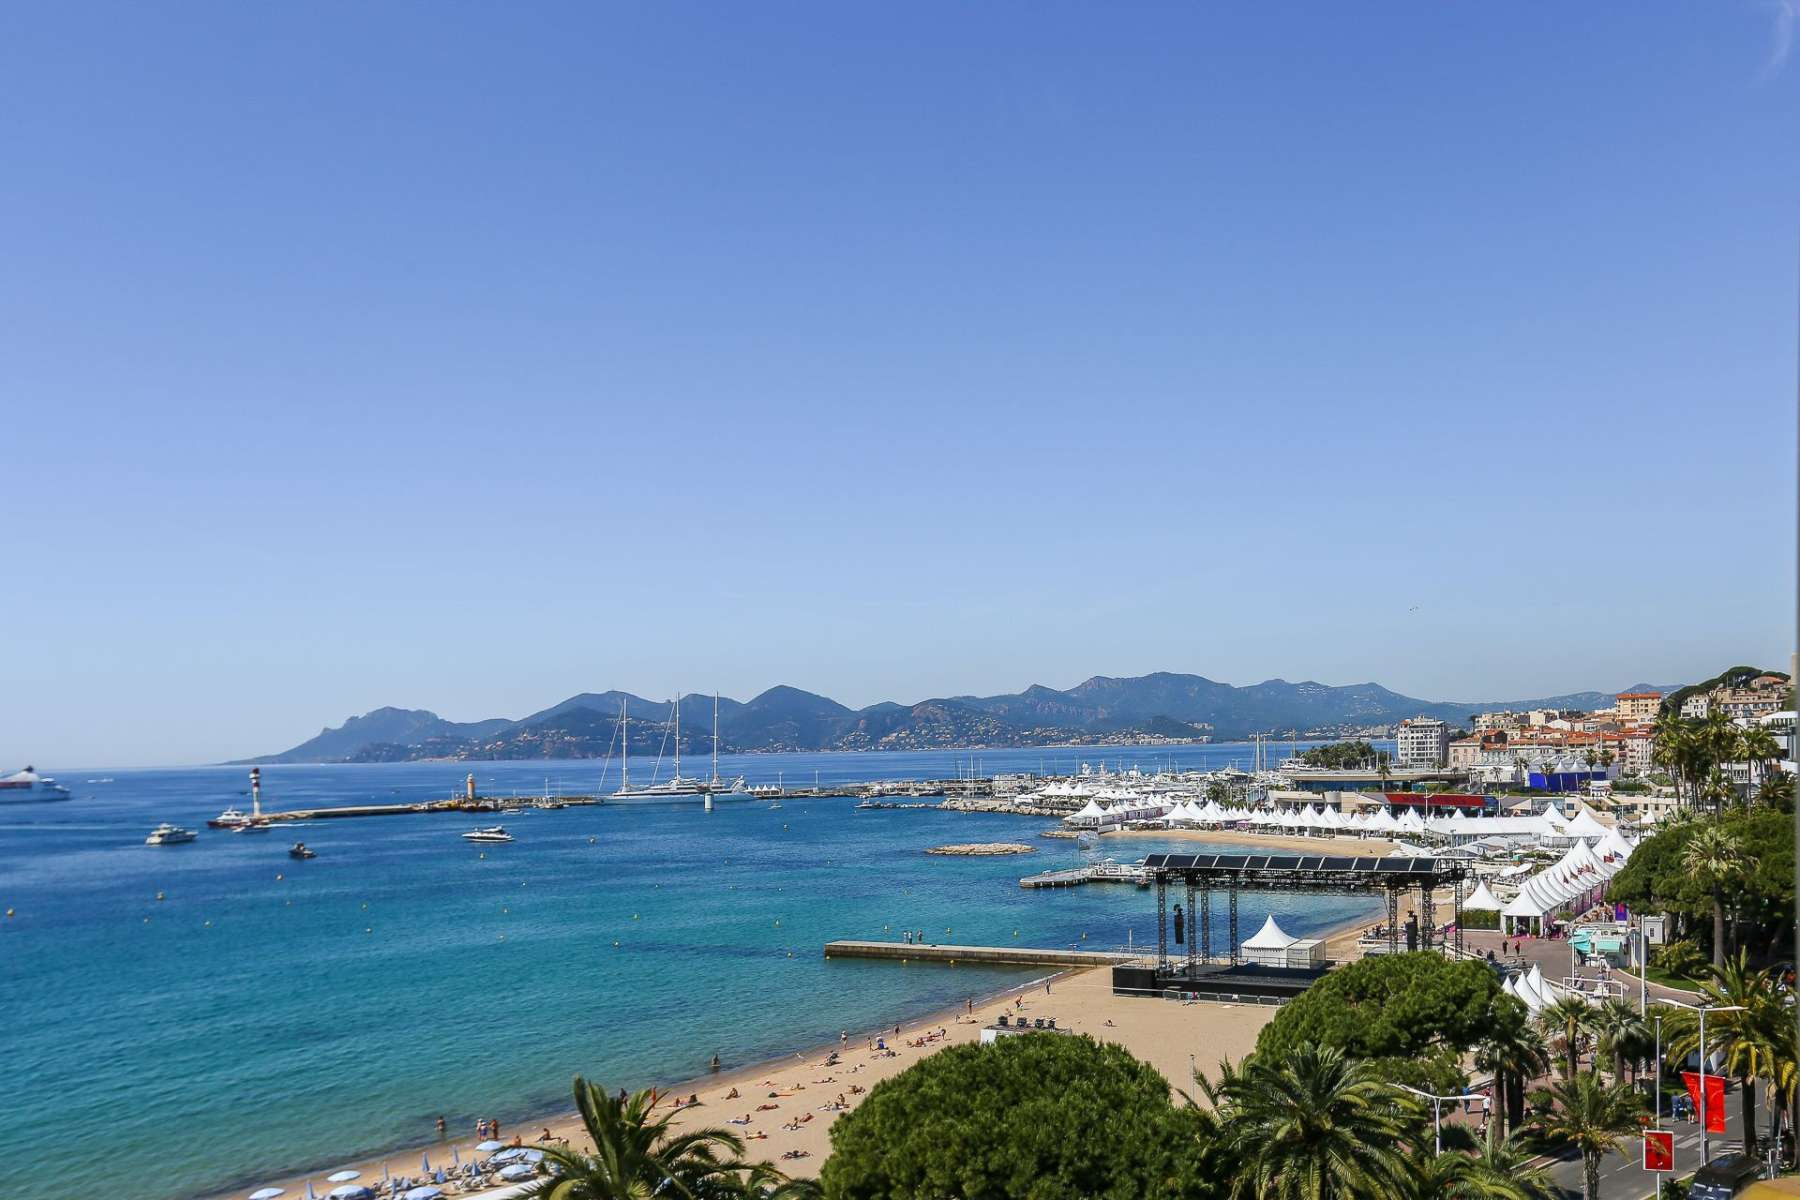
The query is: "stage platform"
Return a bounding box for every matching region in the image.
[1111,959,1336,1004]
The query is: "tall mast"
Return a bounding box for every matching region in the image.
[621,699,629,792]
[674,693,682,780]
[713,693,720,784]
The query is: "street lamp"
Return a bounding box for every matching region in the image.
[1651,997,1746,1166]
[1392,1083,1479,1155]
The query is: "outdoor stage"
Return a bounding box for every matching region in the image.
[1112,852,1470,1002]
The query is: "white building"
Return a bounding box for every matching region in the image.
[1395,717,1450,768]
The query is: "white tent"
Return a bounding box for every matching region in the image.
[1462,880,1504,911]
[1564,806,1609,841]
[1065,798,1106,825]
[1241,914,1300,965]
[1366,808,1401,834]
[1596,827,1635,862]
[1397,808,1427,833]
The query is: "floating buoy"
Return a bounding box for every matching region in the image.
[588,836,596,844]
[285,900,292,907]
[204,920,212,927]
[4,908,12,919]
[633,913,640,920]
[155,891,165,902]
[774,920,780,927]
[787,951,794,958]
[479,853,486,860]
[276,873,283,881]
[502,907,509,914]
[365,927,373,934]
[613,940,620,947]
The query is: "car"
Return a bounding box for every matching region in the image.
[1687,1152,1764,1200]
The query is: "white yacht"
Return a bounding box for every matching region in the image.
[208,807,253,829]
[0,766,72,803]
[145,823,198,845]
[461,826,514,843]
[610,695,742,800]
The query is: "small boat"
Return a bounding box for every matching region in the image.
[768,802,782,810]
[145,823,197,845]
[233,821,272,834]
[288,843,316,859]
[461,826,514,843]
[207,806,253,829]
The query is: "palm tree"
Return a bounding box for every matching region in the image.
[1539,993,1597,1079]
[1411,1134,1559,1200]
[529,1076,764,1200]
[1681,822,1752,969]
[1529,1071,1644,1200]
[1650,715,1693,807]
[1194,1044,1421,1199]
[1475,1000,1551,1140]
[1736,724,1781,794]
[1665,951,1787,1158]
[1590,998,1648,1085]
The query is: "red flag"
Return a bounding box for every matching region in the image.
[1681,1072,1727,1133]
[1642,1130,1674,1172]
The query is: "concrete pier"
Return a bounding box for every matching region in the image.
[823,939,1133,968]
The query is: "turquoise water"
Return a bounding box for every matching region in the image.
[2,745,1376,1200]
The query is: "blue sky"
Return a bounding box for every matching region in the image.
[3,5,1794,766]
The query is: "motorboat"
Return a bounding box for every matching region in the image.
[207,806,253,829]
[288,842,316,859]
[145,823,198,845]
[233,820,272,834]
[461,826,514,843]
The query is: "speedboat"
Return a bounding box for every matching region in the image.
[461,826,514,843]
[288,842,316,859]
[207,806,253,829]
[145,823,198,845]
[233,821,272,834]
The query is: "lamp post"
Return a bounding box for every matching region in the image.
[1653,1011,1663,1200]
[1652,997,1745,1166]
[1393,1083,1475,1155]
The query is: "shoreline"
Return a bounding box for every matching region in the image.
[199,909,1385,1197]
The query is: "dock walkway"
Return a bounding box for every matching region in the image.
[823,939,1133,968]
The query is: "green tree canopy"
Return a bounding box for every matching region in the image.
[819,1033,1209,1200]
[1255,953,1511,1068]
[1606,808,1794,960]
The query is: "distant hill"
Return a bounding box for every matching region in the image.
[243,672,1686,763]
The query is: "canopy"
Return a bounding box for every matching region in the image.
[492,1149,526,1162]
[403,1190,444,1200]
[475,1141,504,1152]
[1241,914,1299,951]
[248,1190,285,1200]
[498,1164,536,1182]
[327,1188,373,1200]
[1564,806,1609,839]
[1462,880,1504,911]
[326,1173,360,1184]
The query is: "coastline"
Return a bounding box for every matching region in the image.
[201,909,1386,1197]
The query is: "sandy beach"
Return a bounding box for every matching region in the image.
[223,965,1279,1194]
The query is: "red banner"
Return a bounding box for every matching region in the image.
[1642,1130,1674,1172]
[1682,1072,1727,1134]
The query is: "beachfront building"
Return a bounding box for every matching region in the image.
[1395,717,1450,768]
[1680,693,1711,719]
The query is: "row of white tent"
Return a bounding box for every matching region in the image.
[1497,832,1636,931]
[1501,962,1561,1012]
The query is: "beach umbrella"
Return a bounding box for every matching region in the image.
[434,1168,446,1184]
[493,1147,525,1162]
[475,1140,504,1153]
[499,1164,534,1182]
[524,1149,544,1163]
[326,1172,360,1183]
[450,1145,459,1167]
[326,1188,372,1200]
[305,1183,317,1200]
[419,1153,430,1173]
[248,1189,284,1200]
[402,1188,443,1200]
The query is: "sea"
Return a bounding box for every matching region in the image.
[2,743,1382,1200]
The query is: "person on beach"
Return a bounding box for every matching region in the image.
[435,1115,446,1138]
[539,1127,552,1142]
[711,1052,720,1072]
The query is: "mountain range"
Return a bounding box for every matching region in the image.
[242,673,1674,764]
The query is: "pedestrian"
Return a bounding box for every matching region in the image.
[841,1030,848,1047]
[435,1115,446,1138]
[1045,981,1051,995]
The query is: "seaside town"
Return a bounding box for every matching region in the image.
[8,7,1794,1200]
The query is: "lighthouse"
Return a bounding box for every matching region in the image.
[466,773,477,802]
[249,767,262,821]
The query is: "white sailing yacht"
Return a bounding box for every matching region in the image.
[611,694,713,800]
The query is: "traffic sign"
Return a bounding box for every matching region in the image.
[1643,1129,1674,1172]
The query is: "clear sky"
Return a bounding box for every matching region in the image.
[3,5,1794,766]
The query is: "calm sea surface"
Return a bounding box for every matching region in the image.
[3,743,1379,1200]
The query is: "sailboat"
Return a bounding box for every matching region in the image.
[611,694,715,800]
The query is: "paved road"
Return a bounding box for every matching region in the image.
[1539,1082,1752,1199]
